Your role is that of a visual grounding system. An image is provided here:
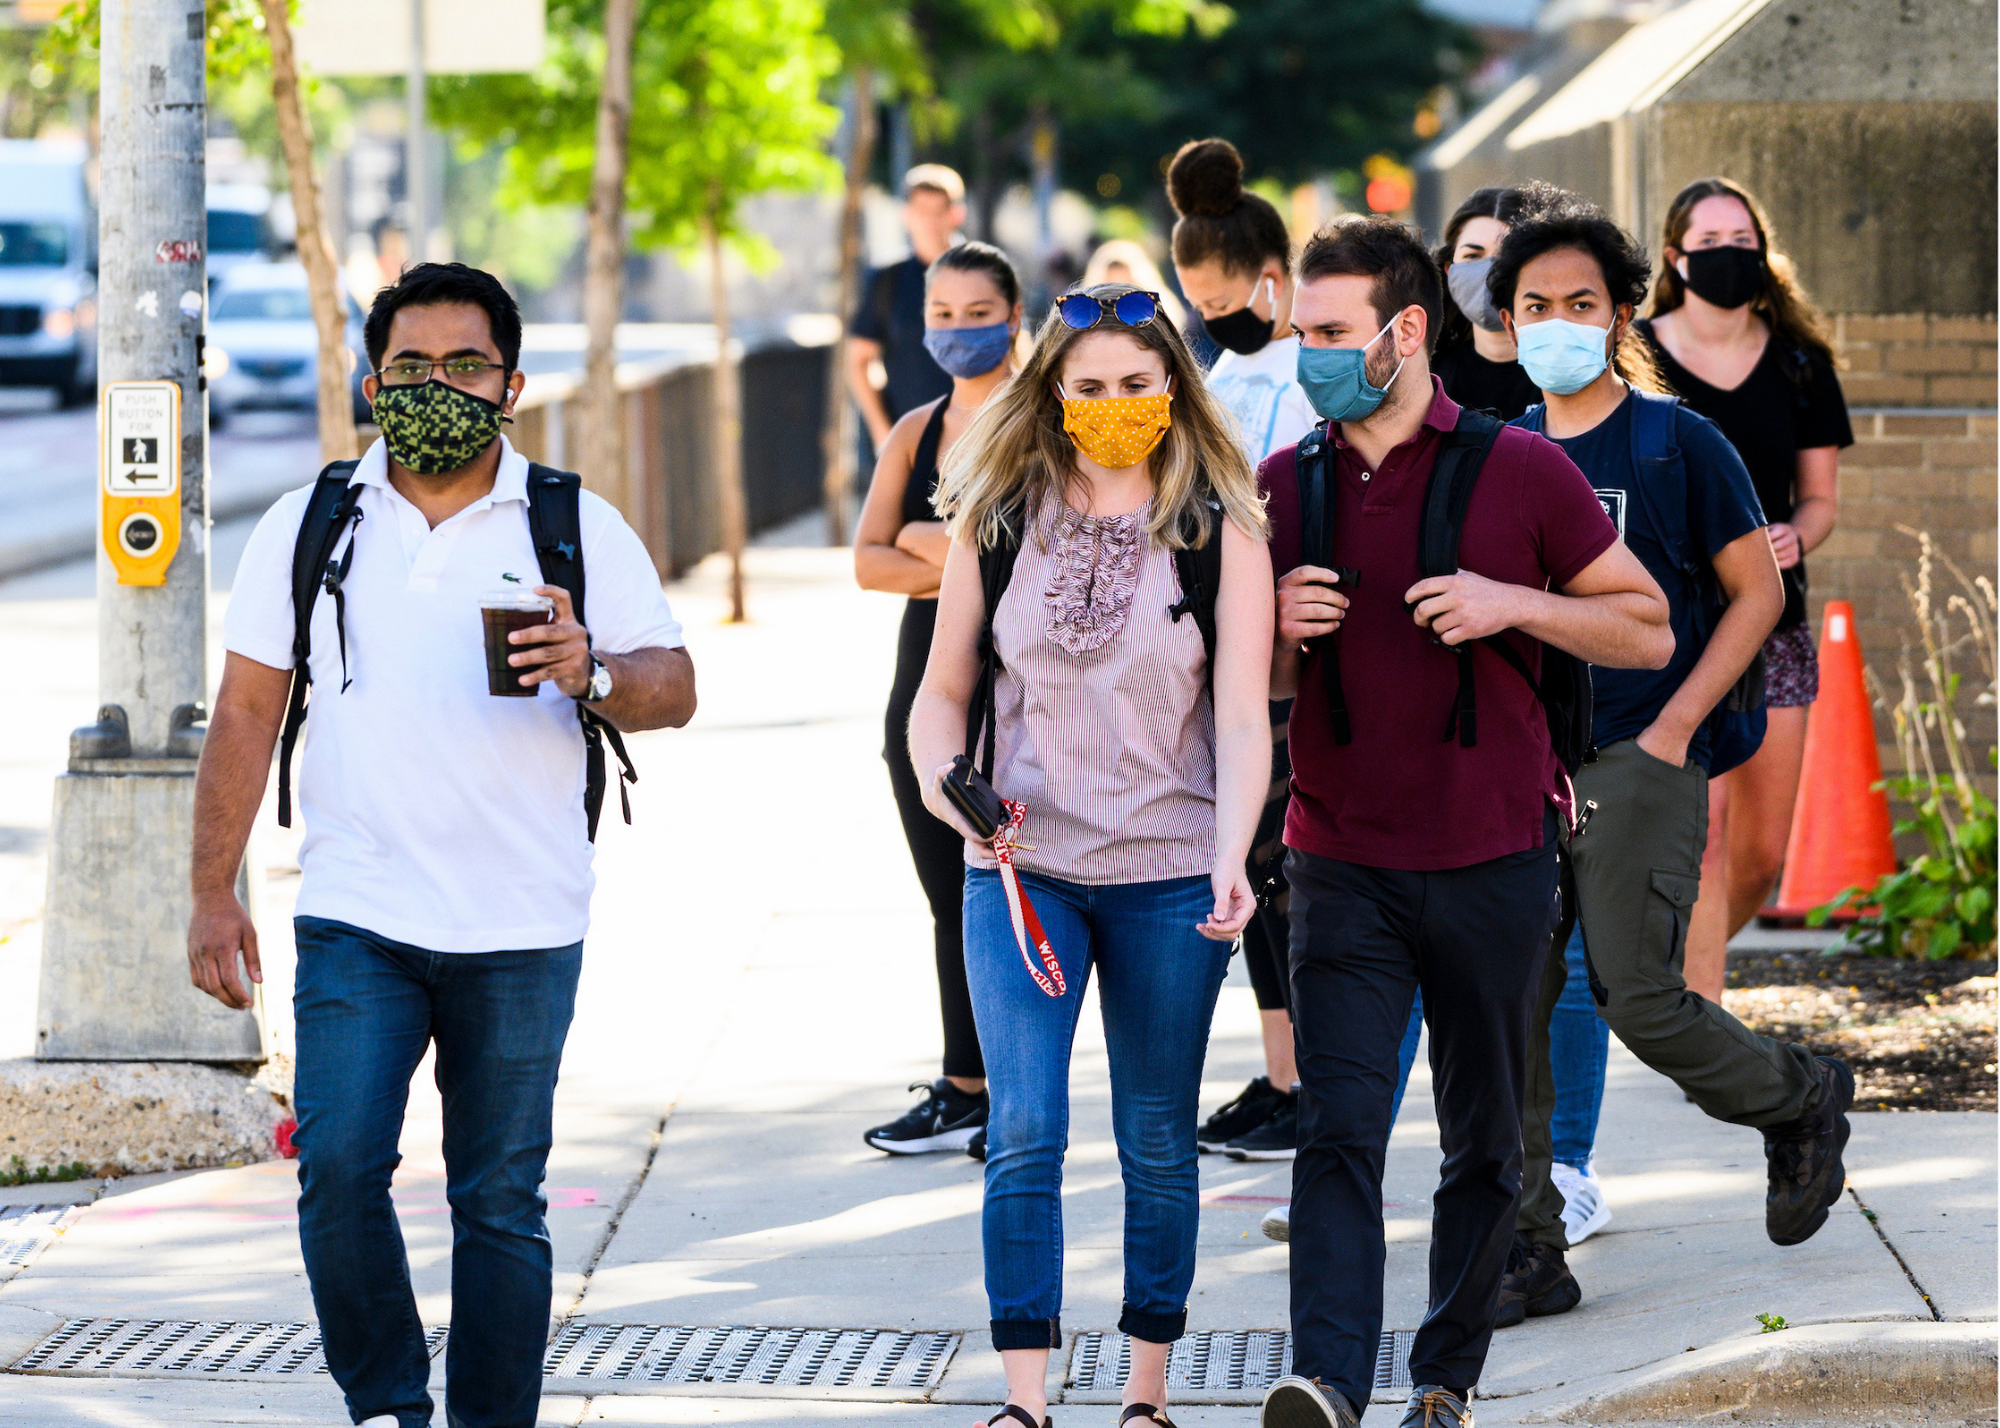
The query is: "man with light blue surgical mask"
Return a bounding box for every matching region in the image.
[1488,193,1848,1338]
[1255,215,1671,1428]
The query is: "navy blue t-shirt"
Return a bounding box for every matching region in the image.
[1520,391,1765,770]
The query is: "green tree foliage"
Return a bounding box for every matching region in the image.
[1035,0,1476,217]
[432,0,841,264]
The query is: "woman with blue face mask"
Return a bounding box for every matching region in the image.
[854,241,1022,1158]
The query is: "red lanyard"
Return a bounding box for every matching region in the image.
[992,799,1066,998]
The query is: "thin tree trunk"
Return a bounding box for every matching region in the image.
[581,0,636,511]
[820,65,875,546]
[261,0,356,463]
[707,208,747,622]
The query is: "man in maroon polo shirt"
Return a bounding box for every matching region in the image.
[1256,217,1673,1428]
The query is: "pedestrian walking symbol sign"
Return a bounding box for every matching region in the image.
[100,380,182,584]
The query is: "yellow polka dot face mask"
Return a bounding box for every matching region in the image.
[1059,382,1174,470]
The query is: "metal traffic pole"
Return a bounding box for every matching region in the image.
[407,0,427,262]
[37,0,264,1061]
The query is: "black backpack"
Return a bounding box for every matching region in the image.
[964,494,1226,782]
[1295,409,1594,775]
[276,460,638,842]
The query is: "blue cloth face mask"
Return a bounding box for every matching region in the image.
[923,321,1014,379]
[1513,317,1614,396]
[1295,318,1407,423]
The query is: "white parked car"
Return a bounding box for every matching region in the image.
[207,263,368,421]
[0,139,97,406]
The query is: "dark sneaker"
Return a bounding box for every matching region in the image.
[1261,1375,1359,1428]
[1198,1076,1287,1152]
[1494,1232,1581,1328]
[967,1126,987,1162]
[1764,1055,1855,1246]
[864,1079,988,1155]
[1398,1385,1473,1428]
[1225,1092,1299,1161]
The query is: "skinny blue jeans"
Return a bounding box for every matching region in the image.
[1389,927,1604,1167]
[963,869,1231,1351]
[292,917,582,1428]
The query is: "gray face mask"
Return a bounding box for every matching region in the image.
[1446,257,1506,333]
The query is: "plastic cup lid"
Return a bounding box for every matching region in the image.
[481,585,553,611]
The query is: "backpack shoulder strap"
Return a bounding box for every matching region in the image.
[1291,424,1352,744]
[1418,409,1505,748]
[525,462,636,843]
[968,504,1025,778]
[276,460,363,828]
[1627,389,1698,583]
[1169,491,1225,683]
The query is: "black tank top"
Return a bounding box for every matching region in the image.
[900,399,948,526]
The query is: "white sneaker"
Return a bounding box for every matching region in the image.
[359,1417,400,1428]
[1552,1161,1611,1245]
[1260,1204,1290,1242]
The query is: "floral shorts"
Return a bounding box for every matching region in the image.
[1764,623,1820,708]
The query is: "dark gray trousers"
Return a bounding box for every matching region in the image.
[1519,737,1825,1249]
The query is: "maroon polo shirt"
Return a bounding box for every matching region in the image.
[1261,377,1617,871]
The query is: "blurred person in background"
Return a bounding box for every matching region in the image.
[1430,186,1547,421]
[1084,238,1189,332]
[849,165,967,456]
[1636,177,1851,1002]
[855,242,1024,1158]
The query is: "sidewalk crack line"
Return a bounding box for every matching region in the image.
[1847,1184,1942,1321]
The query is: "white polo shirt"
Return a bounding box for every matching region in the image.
[225,437,684,952]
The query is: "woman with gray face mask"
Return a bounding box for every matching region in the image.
[1431,185,1548,420]
[855,241,1023,1159]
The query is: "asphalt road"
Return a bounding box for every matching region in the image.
[0,387,324,579]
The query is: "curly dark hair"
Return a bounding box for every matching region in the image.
[1487,193,1667,393]
[364,262,522,373]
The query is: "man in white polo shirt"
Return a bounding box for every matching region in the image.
[187,263,695,1428]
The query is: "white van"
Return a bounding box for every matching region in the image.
[0,139,96,405]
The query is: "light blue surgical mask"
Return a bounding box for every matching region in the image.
[923,320,1014,379]
[1295,317,1407,424]
[1514,317,1614,396]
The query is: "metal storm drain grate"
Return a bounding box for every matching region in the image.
[0,1204,85,1271]
[11,1320,447,1377]
[1068,1330,1414,1394]
[542,1325,960,1388]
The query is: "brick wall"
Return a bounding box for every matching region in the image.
[1808,342,1997,826]
[1833,314,1999,410]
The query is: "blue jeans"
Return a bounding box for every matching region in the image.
[963,869,1231,1350]
[1548,922,1609,1169]
[292,918,582,1428]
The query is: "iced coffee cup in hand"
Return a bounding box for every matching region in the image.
[481,585,554,696]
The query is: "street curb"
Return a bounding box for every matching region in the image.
[1527,1321,1998,1422]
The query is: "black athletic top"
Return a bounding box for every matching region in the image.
[1433,341,1543,422]
[900,399,948,527]
[1636,317,1853,629]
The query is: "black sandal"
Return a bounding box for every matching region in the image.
[988,1406,1051,1428]
[1120,1404,1175,1428]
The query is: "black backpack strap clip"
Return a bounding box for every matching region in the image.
[277,460,364,828]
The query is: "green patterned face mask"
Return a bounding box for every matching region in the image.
[372,380,509,474]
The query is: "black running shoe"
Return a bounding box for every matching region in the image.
[1764,1055,1855,1246]
[864,1079,988,1155]
[967,1126,987,1161]
[1225,1091,1299,1161]
[1198,1075,1287,1153]
[1261,1376,1359,1428]
[1398,1385,1473,1428]
[1494,1232,1581,1329]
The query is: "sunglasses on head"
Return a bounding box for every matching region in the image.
[1056,290,1161,332]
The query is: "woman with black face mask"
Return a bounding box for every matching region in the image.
[1431,185,1548,421]
[1162,138,1315,1180]
[1636,177,1852,1003]
[855,241,1023,1158]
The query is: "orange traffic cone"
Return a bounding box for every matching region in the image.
[1767,601,1898,919]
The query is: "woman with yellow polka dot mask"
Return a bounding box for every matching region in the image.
[906,284,1275,1428]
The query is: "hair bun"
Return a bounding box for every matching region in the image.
[1166,138,1245,219]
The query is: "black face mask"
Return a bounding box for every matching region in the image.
[1203,276,1276,355]
[1681,246,1766,310]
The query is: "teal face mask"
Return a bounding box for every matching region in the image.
[1514,317,1614,396]
[1295,317,1407,424]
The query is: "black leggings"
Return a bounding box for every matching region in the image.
[885,598,985,1080]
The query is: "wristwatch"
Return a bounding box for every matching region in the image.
[584,655,614,703]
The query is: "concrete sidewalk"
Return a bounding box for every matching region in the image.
[0,548,1992,1427]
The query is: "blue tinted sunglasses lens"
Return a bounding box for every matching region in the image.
[1113,291,1159,326]
[1057,294,1101,330]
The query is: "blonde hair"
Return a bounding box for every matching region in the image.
[936,283,1266,554]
